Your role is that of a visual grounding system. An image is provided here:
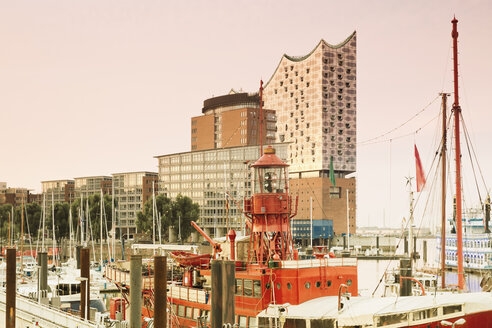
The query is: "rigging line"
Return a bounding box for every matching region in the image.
[462,115,483,207]
[460,112,489,193]
[415,153,442,239]
[358,95,440,145]
[373,132,443,296]
[358,113,440,147]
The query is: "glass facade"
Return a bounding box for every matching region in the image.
[157,144,288,235]
[112,171,158,237]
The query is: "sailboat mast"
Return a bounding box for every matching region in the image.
[69,205,73,260]
[452,17,465,291]
[152,181,156,249]
[112,179,115,261]
[42,194,46,250]
[52,191,57,266]
[260,80,264,156]
[100,189,103,266]
[440,93,448,288]
[21,193,24,272]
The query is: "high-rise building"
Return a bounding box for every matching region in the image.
[156,144,288,237]
[74,176,112,199]
[41,180,75,204]
[263,34,357,236]
[112,171,158,238]
[191,90,276,151]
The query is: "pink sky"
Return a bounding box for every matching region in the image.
[1,0,491,228]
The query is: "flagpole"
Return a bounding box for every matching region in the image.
[310,197,313,248]
[346,189,350,252]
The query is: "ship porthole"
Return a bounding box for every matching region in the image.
[327,280,332,287]
[265,283,271,289]
[315,281,321,288]
[287,283,292,290]
[276,283,281,290]
[347,279,352,286]
[305,282,311,289]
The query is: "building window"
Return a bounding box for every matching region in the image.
[330,186,341,199]
[306,68,310,74]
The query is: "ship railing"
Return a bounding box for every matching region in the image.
[106,265,131,284]
[169,284,208,304]
[281,257,357,269]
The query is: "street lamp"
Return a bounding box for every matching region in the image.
[440,318,466,327]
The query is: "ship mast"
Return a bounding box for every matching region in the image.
[259,80,264,156]
[440,92,448,289]
[451,17,465,291]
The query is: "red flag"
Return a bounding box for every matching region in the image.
[414,144,426,192]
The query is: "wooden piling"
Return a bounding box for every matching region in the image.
[6,248,16,328]
[154,256,167,328]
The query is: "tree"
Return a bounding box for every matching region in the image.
[169,194,200,241]
[136,194,199,241]
[136,194,172,238]
[70,194,114,242]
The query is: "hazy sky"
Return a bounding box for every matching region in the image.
[1,0,492,228]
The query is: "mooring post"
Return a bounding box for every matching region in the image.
[38,251,48,303]
[6,248,16,328]
[211,260,223,328]
[80,247,90,320]
[222,261,235,325]
[154,256,167,328]
[130,255,142,328]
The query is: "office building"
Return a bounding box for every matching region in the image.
[156,144,288,237]
[112,171,158,238]
[41,180,75,204]
[74,176,112,199]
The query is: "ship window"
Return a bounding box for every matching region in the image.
[327,280,332,287]
[376,314,408,327]
[276,282,281,290]
[238,315,247,328]
[412,308,437,321]
[287,282,292,289]
[347,279,352,286]
[243,279,253,297]
[253,280,261,297]
[177,305,185,317]
[172,303,177,314]
[265,282,271,289]
[315,281,321,288]
[193,308,200,319]
[235,279,243,296]
[186,306,193,318]
[443,304,462,315]
[305,282,311,289]
[249,316,258,328]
